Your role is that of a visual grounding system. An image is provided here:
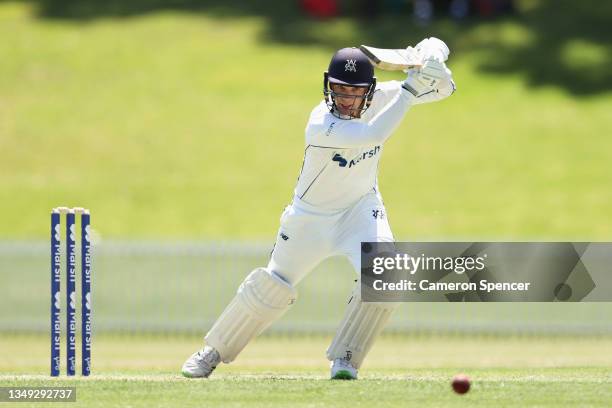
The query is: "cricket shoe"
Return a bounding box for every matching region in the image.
[330,358,358,380]
[181,346,221,378]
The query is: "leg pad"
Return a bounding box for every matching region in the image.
[327,285,398,369]
[205,268,297,363]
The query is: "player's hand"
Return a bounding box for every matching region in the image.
[402,58,450,97]
[414,37,450,63]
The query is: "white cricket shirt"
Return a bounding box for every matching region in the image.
[293,81,414,211]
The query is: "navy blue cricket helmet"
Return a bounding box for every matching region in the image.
[323,47,376,119]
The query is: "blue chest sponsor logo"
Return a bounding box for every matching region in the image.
[332,154,347,167]
[332,146,381,168]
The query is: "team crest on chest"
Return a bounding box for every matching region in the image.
[345,59,357,72]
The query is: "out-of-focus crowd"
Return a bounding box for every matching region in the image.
[300,0,515,22]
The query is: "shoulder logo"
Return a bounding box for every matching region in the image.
[345,59,357,72]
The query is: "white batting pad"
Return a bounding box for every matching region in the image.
[205,268,297,363]
[327,284,398,369]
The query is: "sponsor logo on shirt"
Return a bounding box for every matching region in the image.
[332,153,348,167]
[332,146,381,168]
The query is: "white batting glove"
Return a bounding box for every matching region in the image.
[414,37,450,62]
[402,58,449,97]
[437,65,457,97]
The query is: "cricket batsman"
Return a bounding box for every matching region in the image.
[182,38,455,380]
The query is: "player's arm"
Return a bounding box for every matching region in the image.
[371,80,403,106]
[307,88,415,148]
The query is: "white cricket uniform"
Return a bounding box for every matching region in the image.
[267,80,450,286]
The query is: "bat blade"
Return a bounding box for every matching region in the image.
[360,45,422,71]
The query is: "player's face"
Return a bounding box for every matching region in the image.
[331,84,368,118]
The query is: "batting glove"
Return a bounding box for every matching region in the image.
[414,37,450,63]
[402,58,449,97]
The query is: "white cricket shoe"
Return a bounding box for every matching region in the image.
[330,358,358,380]
[181,346,221,378]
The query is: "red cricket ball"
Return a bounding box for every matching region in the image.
[452,374,471,394]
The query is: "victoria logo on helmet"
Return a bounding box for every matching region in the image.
[345,59,357,72]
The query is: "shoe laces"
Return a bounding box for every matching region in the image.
[334,358,355,371]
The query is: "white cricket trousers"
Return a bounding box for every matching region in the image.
[267,192,394,285]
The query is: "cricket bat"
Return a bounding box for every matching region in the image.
[359,45,422,71]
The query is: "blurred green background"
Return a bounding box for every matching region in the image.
[1,0,610,240]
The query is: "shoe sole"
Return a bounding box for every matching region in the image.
[182,371,208,379]
[182,367,217,379]
[331,370,357,380]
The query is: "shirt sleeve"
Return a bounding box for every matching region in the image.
[371,80,402,107]
[306,88,414,148]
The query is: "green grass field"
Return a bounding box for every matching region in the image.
[1,0,611,240]
[1,334,611,407]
